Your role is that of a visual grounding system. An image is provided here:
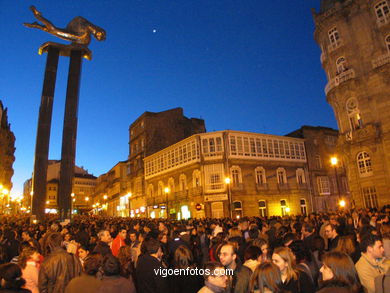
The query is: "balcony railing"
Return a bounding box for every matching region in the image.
[372,53,390,69]
[278,183,290,191]
[256,183,269,191]
[325,69,355,95]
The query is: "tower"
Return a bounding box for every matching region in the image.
[313,0,390,208]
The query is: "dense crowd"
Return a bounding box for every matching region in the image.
[0,206,389,293]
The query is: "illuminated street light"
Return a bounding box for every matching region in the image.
[126,192,132,198]
[103,195,108,200]
[225,177,231,184]
[164,187,170,194]
[330,156,338,166]
[339,200,346,208]
[46,201,49,204]
[286,207,291,213]
[71,193,75,197]
[85,197,89,202]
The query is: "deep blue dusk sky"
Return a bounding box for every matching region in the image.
[0,1,336,196]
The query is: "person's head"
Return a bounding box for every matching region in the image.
[83,253,102,276]
[117,228,127,240]
[78,246,89,260]
[228,227,242,239]
[203,262,227,289]
[272,247,297,281]
[158,222,166,231]
[158,232,168,244]
[252,238,269,257]
[18,246,39,269]
[380,224,390,239]
[98,230,112,243]
[21,231,32,241]
[174,245,194,269]
[324,224,338,239]
[320,251,360,291]
[144,238,163,260]
[46,232,63,253]
[117,245,133,263]
[64,233,72,242]
[334,236,355,255]
[101,254,120,276]
[0,263,26,289]
[301,223,315,237]
[250,262,284,293]
[218,242,237,268]
[244,245,262,262]
[360,234,384,259]
[239,219,249,231]
[129,231,137,243]
[283,233,296,247]
[248,227,259,240]
[289,240,311,264]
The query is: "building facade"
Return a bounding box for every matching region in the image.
[287,126,350,211]
[313,0,390,208]
[141,130,311,219]
[23,160,97,213]
[0,101,16,209]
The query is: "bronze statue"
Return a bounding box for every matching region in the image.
[24,5,106,47]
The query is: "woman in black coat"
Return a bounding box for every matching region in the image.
[0,263,31,293]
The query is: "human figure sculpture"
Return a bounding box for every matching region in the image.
[24,5,106,47]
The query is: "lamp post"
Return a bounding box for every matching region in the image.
[164,187,170,219]
[330,156,341,208]
[225,177,232,218]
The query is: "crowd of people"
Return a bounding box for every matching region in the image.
[0,206,389,293]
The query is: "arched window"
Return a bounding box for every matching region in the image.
[157,181,164,196]
[233,201,243,218]
[255,167,266,185]
[386,35,390,52]
[168,177,175,193]
[336,57,348,74]
[179,174,187,191]
[192,170,202,188]
[357,152,373,176]
[280,200,288,216]
[296,168,306,184]
[300,199,307,215]
[375,1,390,24]
[147,184,154,198]
[276,168,287,184]
[230,166,242,187]
[346,98,363,130]
[258,200,267,217]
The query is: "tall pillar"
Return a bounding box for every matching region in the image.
[32,46,60,221]
[58,49,83,220]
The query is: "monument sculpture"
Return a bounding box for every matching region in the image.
[25,6,105,221]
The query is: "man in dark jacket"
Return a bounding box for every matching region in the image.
[93,230,112,256]
[38,232,82,293]
[136,238,169,293]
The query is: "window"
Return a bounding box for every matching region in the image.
[147,184,154,197]
[317,176,330,195]
[168,177,175,193]
[336,57,348,74]
[357,152,373,176]
[280,200,287,216]
[258,200,267,217]
[202,136,223,157]
[158,181,164,196]
[179,174,187,191]
[276,168,287,184]
[328,27,341,50]
[346,98,363,130]
[362,187,378,208]
[315,155,322,169]
[341,177,349,193]
[386,35,390,52]
[255,167,266,184]
[375,1,390,24]
[300,199,307,215]
[192,170,201,188]
[296,168,306,184]
[210,174,222,190]
[230,166,242,187]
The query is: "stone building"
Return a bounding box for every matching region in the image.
[141,130,311,219]
[0,101,15,210]
[23,160,96,213]
[287,126,350,211]
[313,0,390,208]
[125,108,206,215]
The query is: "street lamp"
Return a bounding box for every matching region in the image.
[330,156,341,207]
[225,177,232,218]
[339,200,346,208]
[164,187,170,219]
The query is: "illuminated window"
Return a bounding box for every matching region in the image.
[300,199,307,215]
[258,200,267,217]
[357,152,373,176]
[280,200,287,216]
[346,98,363,130]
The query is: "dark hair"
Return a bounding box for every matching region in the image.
[0,263,26,289]
[117,246,134,278]
[360,234,382,253]
[84,253,102,276]
[289,240,312,263]
[143,238,161,254]
[203,262,224,281]
[46,232,63,253]
[302,223,314,233]
[102,254,120,276]
[283,232,296,245]
[18,246,38,269]
[18,241,32,254]
[244,245,262,261]
[322,251,361,293]
[250,262,285,293]
[248,227,259,239]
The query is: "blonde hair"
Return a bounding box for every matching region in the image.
[273,247,297,282]
[228,227,242,238]
[334,236,355,255]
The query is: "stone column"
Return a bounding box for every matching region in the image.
[58,49,83,220]
[32,46,60,221]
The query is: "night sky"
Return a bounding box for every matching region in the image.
[0,1,336,196]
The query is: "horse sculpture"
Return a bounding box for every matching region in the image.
[24,6,106,47]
